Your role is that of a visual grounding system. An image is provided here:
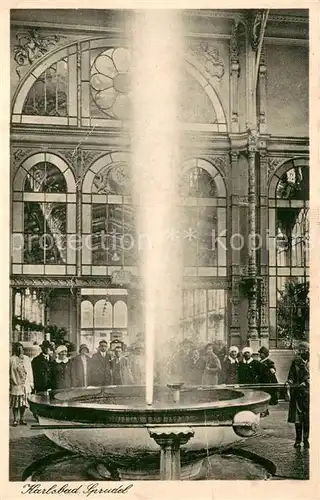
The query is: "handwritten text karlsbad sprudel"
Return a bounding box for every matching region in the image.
[22,483,133,497]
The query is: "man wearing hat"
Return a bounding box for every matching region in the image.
[67,344,91,388]
[286,341,310,448]
[89,340,112,386]
[238,347,261,385]
[31,340,54,393]
[258,346,278,411]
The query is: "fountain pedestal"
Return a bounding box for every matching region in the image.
[148,427,194,480]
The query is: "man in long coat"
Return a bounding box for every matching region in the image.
[68,344,90,387]
[286,341,309,448]
[89,340,112,386]
[31,340,54,393]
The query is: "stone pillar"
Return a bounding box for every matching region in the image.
[148,427,194,480]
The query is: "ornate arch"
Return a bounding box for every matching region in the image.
[268,157,309,198]
[184,59,227,131]
[12,38,228,131]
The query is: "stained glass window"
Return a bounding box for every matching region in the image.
[22,59,68,117]
[91,203,137,266]
[182,206,218,266]
[12,153,76,273]
[90,47,131,120]
[269,161,309,348]
[180,167,217,197]
[92,162,131,195]
[24,162,67,193]
[23,202,67,264]
[179,161,226,271]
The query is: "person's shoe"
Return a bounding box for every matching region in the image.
[303,440,310,449]
[12,421,18,427]
[294,441,301,448]
[19,420,27,426]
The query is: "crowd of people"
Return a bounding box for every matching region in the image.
[9,337,309,448]
[166,340,279,410]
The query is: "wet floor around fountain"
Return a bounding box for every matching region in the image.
[9,402,309,481]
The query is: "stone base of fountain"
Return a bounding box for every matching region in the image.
[22,449,276,481]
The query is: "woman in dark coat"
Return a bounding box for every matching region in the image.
[286,342,309,448]
[51,345,70,390]
[258,346,278,406]
[238,347,261,384]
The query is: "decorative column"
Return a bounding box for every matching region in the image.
[148,427,194,480]
[229,151,241,346]
[258,44,267,134]
[230,20,240,133]
[247,132,259,351]
[258,145,269,345]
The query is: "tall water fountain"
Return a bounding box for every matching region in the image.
[28,11,271,481]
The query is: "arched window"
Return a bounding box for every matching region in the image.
[268,158,309,348]
[12,152,76,275]
[12,39,227,132]
[81,152,137,273]
[114,300,127,328]
[179,158,227,272]
[179,158,227,343]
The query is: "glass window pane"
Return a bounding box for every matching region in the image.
[81,300,93,328]
[24,162,67,193]
[180,167,217,197]
[113,300,127,328]
[22,59,68,117]
[276,166,309,200]
[94,299,110,328]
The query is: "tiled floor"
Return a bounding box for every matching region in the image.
[9,402,309,481]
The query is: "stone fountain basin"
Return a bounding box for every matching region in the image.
[29,386,270,471]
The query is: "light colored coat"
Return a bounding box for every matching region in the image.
[9,354,34,395]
